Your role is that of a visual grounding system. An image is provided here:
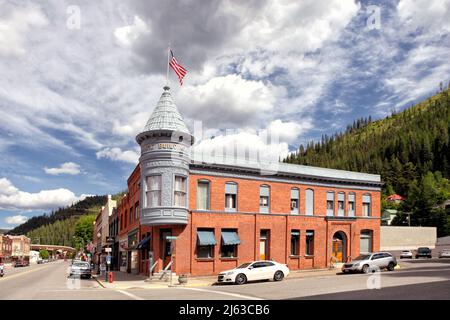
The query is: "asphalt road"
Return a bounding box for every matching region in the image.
[1,259,449,300]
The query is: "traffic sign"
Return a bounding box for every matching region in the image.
[106,256,111,264]
[105,248,112,252]
[166,236,177,240]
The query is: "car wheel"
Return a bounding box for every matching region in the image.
[235,273,247,285]
[387,262,395,271]
[362,264,370,274]
[274,271,284,281]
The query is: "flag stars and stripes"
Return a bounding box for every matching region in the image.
[169,50,187,85]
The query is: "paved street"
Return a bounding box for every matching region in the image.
[1,259,449,300]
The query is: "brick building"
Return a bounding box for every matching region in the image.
[116,86,382,277]
[0,234,12,263]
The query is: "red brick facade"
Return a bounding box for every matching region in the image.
[116,165,381,277]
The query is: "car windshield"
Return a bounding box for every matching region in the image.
[237,263,252,269]
[418,248,429,252]
[402,251,410,253]
[73,262,89,267]
[353,254,371,261]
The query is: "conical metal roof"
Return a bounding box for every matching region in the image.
[143,86,190,134]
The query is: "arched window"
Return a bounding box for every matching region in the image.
[290,188,299,214]
[337,192,345,216]
[197,180,210,210]
[326,191,335,216]
[360,230,373,254]
[225,182,238,212]
[362,194,372,216]
[348,192,355,216]
[259,185,270,213]
[305,189,314,215]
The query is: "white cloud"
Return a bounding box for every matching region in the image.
[96,147,140,164]
[266,119,312,144]
[397,0,450,33]
[178,74,285,128]
[193,131,290,163]
[44,162,81,175]
[114,15,151,48]
[0,5,48,57]
[5,215,28,225]
[0,178,85,210]
[0,178,19,196]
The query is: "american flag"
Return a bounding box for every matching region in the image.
[169,50,187,85]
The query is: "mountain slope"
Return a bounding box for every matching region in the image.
[285,88,450,236]
[286,88,450,195]
[7,195,107,236]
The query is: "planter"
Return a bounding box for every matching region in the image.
[178,274,188,284]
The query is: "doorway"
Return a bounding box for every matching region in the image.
[160,229,172,268]
[332,231,347,263]
[259,230,270,260]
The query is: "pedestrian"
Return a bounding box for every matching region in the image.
[0,262,5,277]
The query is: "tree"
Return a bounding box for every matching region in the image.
[74,215,96,250]
[39,249,49,259]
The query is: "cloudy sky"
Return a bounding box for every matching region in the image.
[1,0,450,229]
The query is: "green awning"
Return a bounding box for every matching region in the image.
[221,231,241,245]
[197,231,216,246]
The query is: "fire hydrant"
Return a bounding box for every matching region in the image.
[108,271,113,283]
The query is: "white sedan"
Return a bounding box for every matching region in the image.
[217,260,290,285]
[400,250,413,259]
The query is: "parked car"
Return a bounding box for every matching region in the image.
[14,260,29,267]
[415,247,432,259]
[217,260,290,285]
[439,249,450,258]
[69,260,92,279]
[400,250,413,259]
[342,252,397,273]
[37,259,43,264]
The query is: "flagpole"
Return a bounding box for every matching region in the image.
[166,45,170,87]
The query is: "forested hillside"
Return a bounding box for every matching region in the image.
[7,195,106,236]
[285,87,450,236]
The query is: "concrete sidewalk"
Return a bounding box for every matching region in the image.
[93,267,351,290]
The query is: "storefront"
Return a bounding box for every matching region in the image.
[119,235,128,273]
[127,229,139,274]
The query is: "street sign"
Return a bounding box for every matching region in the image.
[106,256,111,264]
[166,236,177,240]
[105,248,112,253]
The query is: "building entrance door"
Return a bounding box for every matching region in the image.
[160,229,172,268]
[259,230,270,260]
[332,231,347,263]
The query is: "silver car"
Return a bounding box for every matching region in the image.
[69,260,92,279]
[342,252,397,273]
[400,250,413,259]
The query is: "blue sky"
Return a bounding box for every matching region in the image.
[1,0,450,229]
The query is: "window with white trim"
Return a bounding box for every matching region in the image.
[305,189,314,215]
[174,176,187,207]
[146,175,161,208]
[225,182,237,212]
[362,194,372,216]
[197,180,210,210]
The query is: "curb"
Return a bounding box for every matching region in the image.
[93,276,106,288]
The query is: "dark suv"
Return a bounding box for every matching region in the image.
[415,247,432,259]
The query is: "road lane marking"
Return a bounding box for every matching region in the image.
[0,264,58,282]
[116,289,145,300]
[175,287,263,300]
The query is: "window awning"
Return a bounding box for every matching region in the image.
[197,231,216,246]
[221,231,241,245]
[137,236,151,249]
